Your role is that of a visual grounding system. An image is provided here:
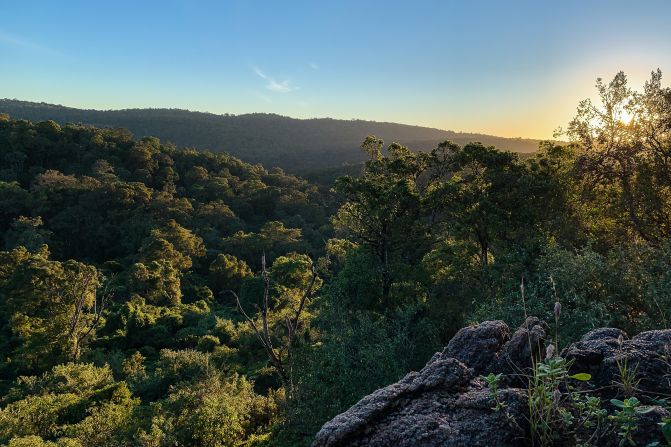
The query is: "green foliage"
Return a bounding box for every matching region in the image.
[568,70,671,244]
[0,116,332,445]
[2,70,671,446]
[0,363,136,447]
[222,221,308,266]
[426,141,553,267]
[525,352,623,446]
[128,261,183,306]
[660,417,671,446]
[0,100,544,172]
[0,247,103,372]
[286,293,438,441]
[473,241,671,343]
[209,253,252,294]
[333,139,428,303]
[3,216,52,251]
[483,373,506,411]
[6,436,82,447]
[135,357,279,447]
[609,397,655,446]
[615,357,641,398]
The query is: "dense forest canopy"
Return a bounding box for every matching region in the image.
[0,70,670,446]
[0,100,546,173]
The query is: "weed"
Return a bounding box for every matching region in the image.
[659,416,671,446]
[609,397,655,446]
[482,372,522,433]
[613,343,641,398]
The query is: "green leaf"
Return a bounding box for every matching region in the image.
[569,373,592,381]
[635,406,655,414]
[611,399,625,408]
[660,419,671,444]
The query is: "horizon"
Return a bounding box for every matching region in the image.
[3,3,671,445]
[0,97,548,141]
[2,1,671,140]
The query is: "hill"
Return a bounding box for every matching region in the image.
[0,99,546,173]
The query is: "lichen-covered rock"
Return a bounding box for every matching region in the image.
[312,354,527,447]
[445,320,510,375]
[564,327,671,395]
[314,320,671,447]
[312,355,472,447]
[496,317,548,369]
[316,386,526,447]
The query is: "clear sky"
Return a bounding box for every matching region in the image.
[2,0,671,139]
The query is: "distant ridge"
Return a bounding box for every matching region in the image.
[0,99,547,173]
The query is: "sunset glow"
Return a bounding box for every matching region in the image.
[1,1,671,139]
[619,109,635,125]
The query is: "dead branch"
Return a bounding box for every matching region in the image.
[229,253,319,394]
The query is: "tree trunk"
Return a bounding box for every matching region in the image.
[381,237,392,303]
[480,243,488,267]
[475,228,489,267]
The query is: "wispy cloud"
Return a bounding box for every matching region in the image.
[0,31,60,56]
[309,62,319,70]
[253,66,296,93]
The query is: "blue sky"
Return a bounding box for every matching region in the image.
[2,0,671,138]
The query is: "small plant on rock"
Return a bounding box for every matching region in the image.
[659,416,671,446]
[482,372,522,433]
[614,356,641,398]
[523,280,596,446]
[613,335,641,398]
[572,393,608,446]
[609,397,655,446]
[528,352,593,445]
[483,372,506,412]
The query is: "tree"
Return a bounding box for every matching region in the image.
[229,254,320,395]
[222,221,306,265]
[567,70,671,243]
[425,142,541,267]
[136,351,277,447]
[333,136,428,304]
[288,287,437,437]
[3,216,52,251]
[0,363,137,447]
[0,247,107,369]
[149,220,205,266]
[128,260,182,306]
[0,182,31,230]
[208,253,252,295]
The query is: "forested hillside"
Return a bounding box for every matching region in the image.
[0,100,545,172]
[0,71,670,446]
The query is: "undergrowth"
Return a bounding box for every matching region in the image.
[482,278,671,446]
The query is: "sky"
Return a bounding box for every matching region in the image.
[2,0,671,139]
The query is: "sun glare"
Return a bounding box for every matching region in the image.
[618,109,634,125]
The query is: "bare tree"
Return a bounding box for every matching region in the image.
[228,254,318,395]
[67,267,113,361]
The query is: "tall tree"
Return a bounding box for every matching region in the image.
[0,246,107,370]
[230,253,320,395]
[568,70,671,243]
[333,136,428,304]
[425,142,541,267]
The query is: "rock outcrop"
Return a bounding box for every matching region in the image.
[563,327,671,396]
[313,320,671,447]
